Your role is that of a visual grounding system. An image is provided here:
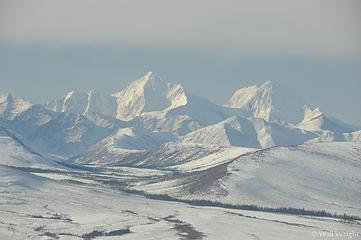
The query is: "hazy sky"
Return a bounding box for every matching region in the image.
[0,0,360,124]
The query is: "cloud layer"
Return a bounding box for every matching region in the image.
[0,0,360,57]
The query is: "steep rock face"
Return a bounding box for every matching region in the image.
[45,90,89,114]
[112,72,188,121]
[0,92,33,120]
[225,81,305,123]
[297,106,353,133]
[84,90,117,117]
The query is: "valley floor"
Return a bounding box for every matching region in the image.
[1,165,360,240]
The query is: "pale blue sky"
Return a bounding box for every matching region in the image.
[0,0,360,125]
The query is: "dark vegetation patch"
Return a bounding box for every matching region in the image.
[163,215,205,240]
[123,189,361,222]
[81,228,131,240]
[226,211,316,228]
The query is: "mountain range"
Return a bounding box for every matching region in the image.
[1,71,361,238]
[1,71,359,162]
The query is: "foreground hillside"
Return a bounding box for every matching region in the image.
[1,165,360,240]
[133,142,361,216]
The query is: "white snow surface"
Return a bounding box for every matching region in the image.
[134,142,361,216]
[222,142,361,215]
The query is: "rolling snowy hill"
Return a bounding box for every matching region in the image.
[134,142,361,216]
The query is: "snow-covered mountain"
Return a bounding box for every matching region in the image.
[225,81,305,124]
[45,72,239,135]
[178,116,260,148]
[112,71,188,121]
[0,126,62,169]
[112,72,239,135]
[298,105,353,133]
[0,93,54,139]
[29,112,112,158]
[140,93,240,136]
[0,91,33,120]
[178,115,316,149]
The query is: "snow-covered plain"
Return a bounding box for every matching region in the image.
[1,165,360,240]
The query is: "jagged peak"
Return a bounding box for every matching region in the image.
[137,71,162,86]
[302,105,324,123]
[260,80,272,88]
[0,90,10,99]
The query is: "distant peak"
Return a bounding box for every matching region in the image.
[144,71,153,78]
[142,71,157,82]
[261,80,272,86]
[302,105,323,122]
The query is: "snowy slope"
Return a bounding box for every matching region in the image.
[136,142,361,216]
[178,116,260,148]
[69,127,177,165]
[225,81,305,123]
[70,141,227,167]
[222,142,361,215]
[178,115,316,149]
[101,127,176,151]
[252,118,317,148]
[0,126,62,169]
